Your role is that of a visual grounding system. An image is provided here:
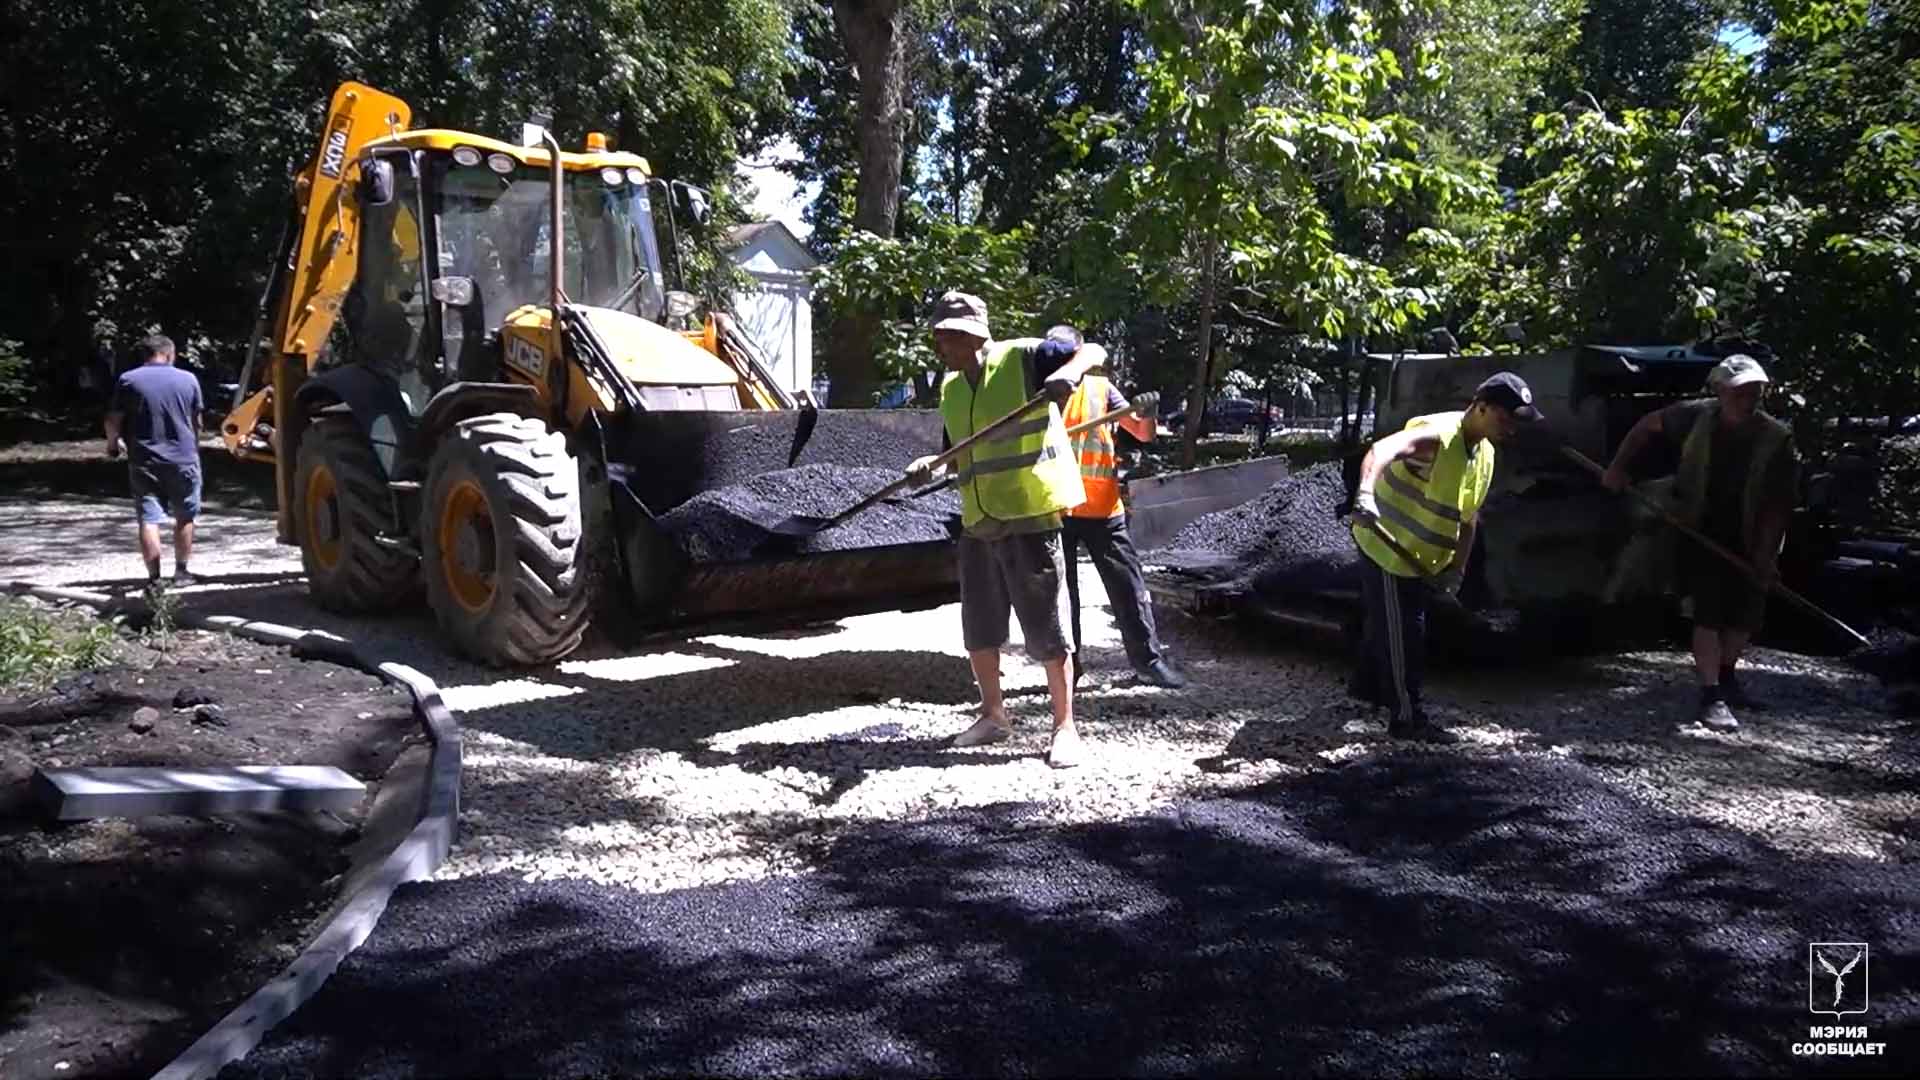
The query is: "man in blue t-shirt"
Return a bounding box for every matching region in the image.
[105,335,204,590]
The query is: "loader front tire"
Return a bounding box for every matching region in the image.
[294,418,418,611]
[421,413,590,666]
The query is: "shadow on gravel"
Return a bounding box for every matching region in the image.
[227,753,1916,1079]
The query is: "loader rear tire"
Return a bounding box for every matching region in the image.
[294,418,418,612]
[421,413,590,666]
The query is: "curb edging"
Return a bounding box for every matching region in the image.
[1,582,461,1080]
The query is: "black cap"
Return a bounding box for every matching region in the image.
[1473,372,1543,422]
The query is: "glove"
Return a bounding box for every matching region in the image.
[1129,391,1160,418]
[906,454,940,487]
[1432,565,1465,596]
[1349,490,1380,529]
[1043,373,1078,405]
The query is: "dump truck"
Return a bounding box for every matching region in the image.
[223,82,956,665]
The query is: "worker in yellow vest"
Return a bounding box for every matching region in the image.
[1046,326,1187,689]
[1349,372,1541,742]
[1600,355,1799,730]
[907,292,1099,768]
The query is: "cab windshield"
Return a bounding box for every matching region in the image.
[431,155,668,330]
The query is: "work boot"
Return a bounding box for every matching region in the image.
[1389,714,1459,744]
[951,714,1012,748]
[1696,688,1739,730]
[1047,725,1086,769]
[1133,658,1189,689]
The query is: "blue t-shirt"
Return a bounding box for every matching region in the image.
[113,364,203,467]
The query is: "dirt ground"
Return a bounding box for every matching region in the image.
[0,623,417,1080]
[0,435,276,513]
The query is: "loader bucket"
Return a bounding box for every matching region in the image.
[598,408,961,630]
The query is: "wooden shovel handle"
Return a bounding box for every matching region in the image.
[1558,444,1869,649]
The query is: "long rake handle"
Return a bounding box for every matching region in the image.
[1558,444,1868,649]
[804,391,1055,533]
[909,395,1159,500]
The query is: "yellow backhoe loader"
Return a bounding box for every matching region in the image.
[223,82,955,665]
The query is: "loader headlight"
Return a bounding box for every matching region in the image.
[452,146,482,168]
[486,152,515,175]
[625,167,647,185]
[601,166,625,186]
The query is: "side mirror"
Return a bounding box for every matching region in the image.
[431,276,476,307]
[664,291,700,320]
[680,185,712,226]
[363,158,396,206]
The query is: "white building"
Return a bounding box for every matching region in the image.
[725,222,818,395]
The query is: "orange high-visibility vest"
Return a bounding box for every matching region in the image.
[1064,374,1125,519]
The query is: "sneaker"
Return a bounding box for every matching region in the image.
[143,578,165,598]
[172,570,197,589]
[1133,658,1189,689]
[1048,726,1086,769]
[1697,698,1739,730]
[951,714,1012,747]
[1389,718,1460,744]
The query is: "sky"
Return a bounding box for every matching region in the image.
[735,135,817,241]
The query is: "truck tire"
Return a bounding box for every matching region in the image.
[421,413,590,666]
[294,418,418,611]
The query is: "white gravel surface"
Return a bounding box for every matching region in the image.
[4,490,1913,899]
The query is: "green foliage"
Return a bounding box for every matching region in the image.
[813,221,1071,388]
[0,339,29,413]
[0,0,793,386]
[0,598,120,694]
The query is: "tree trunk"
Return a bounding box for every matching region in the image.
[826,0,909,406]
[1179,129,1231,469]
[1178,242,1220,469]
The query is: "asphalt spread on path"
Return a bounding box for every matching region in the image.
[225,750,1916,1078]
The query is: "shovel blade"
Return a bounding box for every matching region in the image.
[765,513,836,537]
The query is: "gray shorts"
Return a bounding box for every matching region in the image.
[130,461,201,526]
[958,530,1073,661]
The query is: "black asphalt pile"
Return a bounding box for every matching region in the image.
[225,753,1917,1078]
[659,463,959,562]
[696,413,943,490]
[1153,462,1359,595]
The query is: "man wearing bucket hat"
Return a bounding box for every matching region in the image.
[907,291,1102,767]
[1601,354,1800,729]
[1347,372,1543,743]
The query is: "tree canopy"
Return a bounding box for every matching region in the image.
[0,0,1913,444]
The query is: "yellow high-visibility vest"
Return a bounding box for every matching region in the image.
[1353,411,1495,577]
[939,341,1085,528]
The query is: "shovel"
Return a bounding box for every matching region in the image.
[1344,512,1471,615]
[765,391,1160,538]
[904,393,1161,503]
[1558,444,1870,649]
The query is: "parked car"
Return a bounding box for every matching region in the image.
[1162,398,1285,437]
